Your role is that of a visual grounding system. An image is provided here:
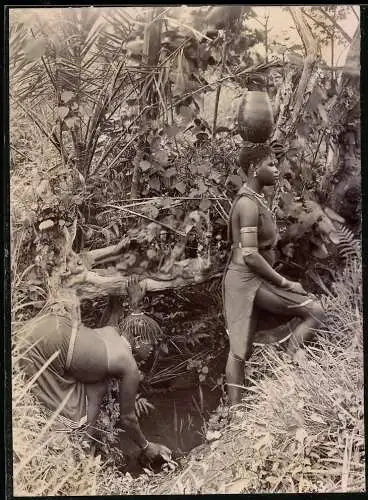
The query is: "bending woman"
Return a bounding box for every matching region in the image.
[223,142,325,405]
[20,279,171,463]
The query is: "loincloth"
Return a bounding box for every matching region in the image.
[20,313,88,428]
[223,262,314,358]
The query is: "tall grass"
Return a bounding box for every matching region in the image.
[11,211,364,496]
[125,256,364,495]
[11,250,103,496]
[10,107,364,494]
[12,244,364,495]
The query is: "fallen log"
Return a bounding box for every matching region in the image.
[68,268,223,301]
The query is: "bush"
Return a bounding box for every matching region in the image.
[12,347,103,496]
[134,256,364,495]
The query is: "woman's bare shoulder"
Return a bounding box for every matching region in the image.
[234,195,259,214]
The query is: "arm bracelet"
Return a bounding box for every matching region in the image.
[280,277,287,288]
[240,226,257,234]
[141,440,149,451]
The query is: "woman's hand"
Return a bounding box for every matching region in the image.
[127,276,146,308]
[284,280,308,295]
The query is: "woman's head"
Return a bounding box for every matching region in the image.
[239,141,284,186]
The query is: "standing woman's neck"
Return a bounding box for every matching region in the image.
[246,174,263,194]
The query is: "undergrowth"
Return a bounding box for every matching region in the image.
[12,255,363,495]
[96,256,364,495]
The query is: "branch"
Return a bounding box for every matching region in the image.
[66,262,221,300]
[103,204,186,236]
[287,7,320,130]
[10,145,33,162]
[301,8,334,37]
[317,7,353,43]
[82,237,130,266]
[212,38,228,139]
[351,6,359,21]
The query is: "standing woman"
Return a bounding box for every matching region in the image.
[223,142,325,405]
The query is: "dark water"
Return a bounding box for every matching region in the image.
[141,385,223,452]
[119,383,223,475]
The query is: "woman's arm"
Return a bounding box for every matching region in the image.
[237,197,287,287]
[117,349,172,461]
[117,355,150,450]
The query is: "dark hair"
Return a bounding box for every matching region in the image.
[238,142,272,175]
[239,140,286,174]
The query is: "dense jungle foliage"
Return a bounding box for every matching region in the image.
[9,5,362,495]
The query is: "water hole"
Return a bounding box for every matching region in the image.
[119,378,225,476]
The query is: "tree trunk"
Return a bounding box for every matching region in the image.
[320,27,360,228]
[271,7,320,211]
[131,7,164,199]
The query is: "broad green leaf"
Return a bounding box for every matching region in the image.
[199,198,212,211]
[308,85,324,113]
[60,90,75,103]
[150,136,161,153]
[209,171,221,184]
[301,163,313,183]
[295,121,309,137]
[139,160,151,172]
[145,205,159,219]
[198,162,210,175]
[163,167,177,178]
[164,124,182,137]
[149,177,161,192]
[189,188,200,197]
[57,106,69,120]
[197,179,208,194]
[288,44,304,52]
[281,192,294,209]
[64,117,78,129]
[153,150,169,166]
[178,105,194,122]
[174,181,186,194]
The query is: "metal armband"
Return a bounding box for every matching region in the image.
[240,226,257,234]
[240,226,258,257]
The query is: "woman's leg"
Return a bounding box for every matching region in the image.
[85,381,109,425]
[225,352,244,406]
[254,285,325,356]
[226,312,257,406]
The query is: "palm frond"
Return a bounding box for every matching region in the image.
[335,223,360,261]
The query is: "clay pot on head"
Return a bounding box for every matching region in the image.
[237,91,274,143]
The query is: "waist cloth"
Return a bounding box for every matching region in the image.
[223,262,313,359]
[20,313,88,429]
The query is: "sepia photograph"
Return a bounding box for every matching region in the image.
[8,4,363,495]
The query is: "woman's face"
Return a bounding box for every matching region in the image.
[133,342,154,363]
[256,155,279,186]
